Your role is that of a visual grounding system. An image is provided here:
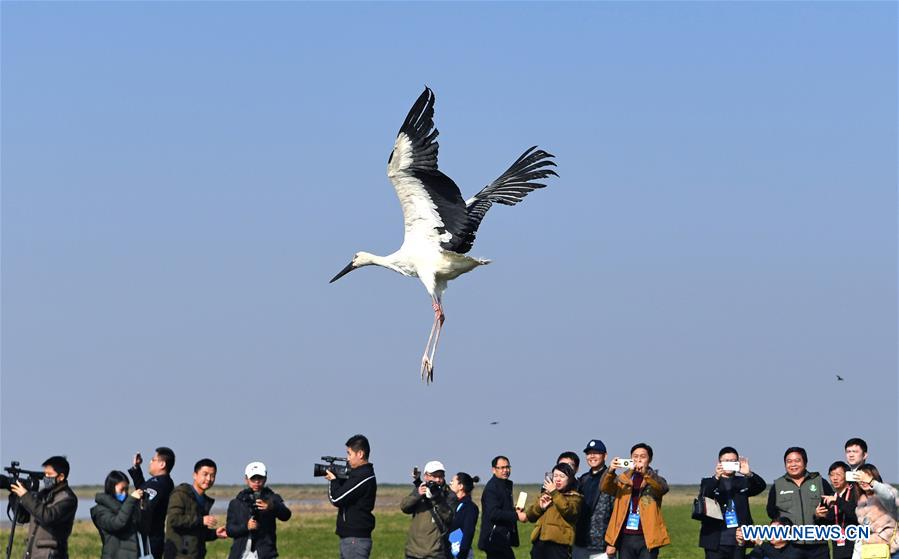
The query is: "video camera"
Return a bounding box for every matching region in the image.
[313,456,349,480]
[1,461,44,524]
[0,461,44,494]
[2,461,45,559]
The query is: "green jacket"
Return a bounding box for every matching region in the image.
[767,471,832,544]
[525,490,583,546]
[91,493,141,559]
[164,484,218,559]
[400,486,455,559]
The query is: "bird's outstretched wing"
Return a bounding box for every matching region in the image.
[387,87,471,251]
[447,146,557,254]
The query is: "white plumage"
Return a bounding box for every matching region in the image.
[330,87,557,383]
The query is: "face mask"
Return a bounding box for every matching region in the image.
[116,493,127,502]
[41,477,57,491]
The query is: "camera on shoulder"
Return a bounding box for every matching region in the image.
[313,456,350,480]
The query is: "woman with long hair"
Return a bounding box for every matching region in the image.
[850,464,898,559]
[90,470,144,559]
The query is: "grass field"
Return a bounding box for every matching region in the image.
[1,485,770,558]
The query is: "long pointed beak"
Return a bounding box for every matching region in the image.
[329,261,356,283]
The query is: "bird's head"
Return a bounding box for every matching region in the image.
[329,252,377,283]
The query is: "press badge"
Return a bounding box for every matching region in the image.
[724,507,738,528]
[626,510,640,530]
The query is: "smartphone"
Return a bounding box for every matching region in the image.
[721,461,740,472]
[844,471,859,483]
[412,467,420,480]
[619,459,634,469]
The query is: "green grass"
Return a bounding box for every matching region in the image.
[1,485,769,558]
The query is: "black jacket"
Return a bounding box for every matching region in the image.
[225,487,291,559]
[575,466,614,549]
[824,485,858,559]
[445,495,479,558]
[698,473,767,550]
[477,476,519,552]
[747,542,801,559]
[328,463,377,538]
[129,466,174,558]
[91,493,142,559]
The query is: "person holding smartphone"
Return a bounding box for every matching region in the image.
[517,462,583,559]
[601,443,670,559]
[696,447,767,559]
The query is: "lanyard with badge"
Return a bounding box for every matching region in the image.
[724,499,739,529]
[833,487,848,546]
[626,475,641,530]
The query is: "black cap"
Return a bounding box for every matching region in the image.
[583,439,607,453]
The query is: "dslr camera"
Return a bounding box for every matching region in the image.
[424,480,448,500]
[313,456,349,480]
[239,491,263,522]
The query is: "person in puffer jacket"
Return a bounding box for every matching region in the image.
[848,464,898,559]
[91,470,144,559]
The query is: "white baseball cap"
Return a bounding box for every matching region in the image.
[423,460,445,474]
[245,461,267,478]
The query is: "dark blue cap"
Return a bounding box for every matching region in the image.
[584,439,606,453]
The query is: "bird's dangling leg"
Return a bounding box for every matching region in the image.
[423,300,445,384]
[420,298,444,384]
[421,306,439,382]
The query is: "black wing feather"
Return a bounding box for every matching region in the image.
[390,87,441,173]
[444,146,557,254]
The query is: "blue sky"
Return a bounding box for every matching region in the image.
[2,2,896,486]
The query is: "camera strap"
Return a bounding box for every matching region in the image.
[430,504,448,536]
[136,532,152,559]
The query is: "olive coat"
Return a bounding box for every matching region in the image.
[524,490,583,546]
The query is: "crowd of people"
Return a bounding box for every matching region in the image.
[4,436,896,559]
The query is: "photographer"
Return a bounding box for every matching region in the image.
[164,458,228,559]
[129,447,176,559]
[518,462,583,559]
[325,435,377,559]
[90,470,144,559]
[696,447,766,559]
[602,443,670,559]
[401,461,454,559]
[9,456,78,559]
[225,462,291,559]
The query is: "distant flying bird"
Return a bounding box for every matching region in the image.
[836,374,844,381]
[330,87,557,383]
[489,421,500,426]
